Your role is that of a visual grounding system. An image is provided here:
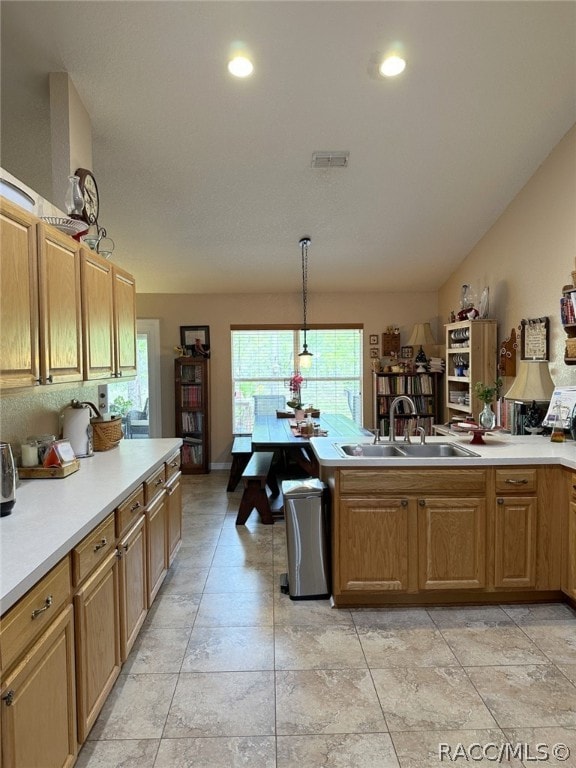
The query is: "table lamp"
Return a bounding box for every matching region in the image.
[504,361,555,433]
[407,323,435,372]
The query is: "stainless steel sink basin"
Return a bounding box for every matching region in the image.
[335,442,479,458]
[396,443,480,458]
[336,444,406,457]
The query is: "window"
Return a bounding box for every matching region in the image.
[231,327,363,432]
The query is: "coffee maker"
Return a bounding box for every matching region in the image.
[0,442,16,517]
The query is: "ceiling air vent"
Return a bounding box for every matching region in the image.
[311,151,349,168]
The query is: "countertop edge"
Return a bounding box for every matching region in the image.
[0,438,182,614]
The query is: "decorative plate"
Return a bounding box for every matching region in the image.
[479,286,489,318]
[41,217,88,236]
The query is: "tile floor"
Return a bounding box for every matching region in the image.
[77,471,576,767]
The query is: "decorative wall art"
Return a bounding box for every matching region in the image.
[520,317,549,361]
[180,326,211,357]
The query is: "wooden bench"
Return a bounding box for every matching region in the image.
[227,436,252,492]
[235,451,281,525]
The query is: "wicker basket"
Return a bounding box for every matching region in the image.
[85,402,123,451]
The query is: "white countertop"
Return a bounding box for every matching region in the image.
[0,439,181,614]
[310,432,576,469]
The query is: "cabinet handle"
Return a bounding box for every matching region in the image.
[400,499,408,507]
[45,374,53,384]
[418,499,426,507]
[505,478,528,485]
[497,498,504,505]
[116,544,129,559]
[2,690,14,707]
[170,460,179,468]
[130,501,142,512]
[31,595,53,619]
[93,538,107,552]
[155,478,163,486]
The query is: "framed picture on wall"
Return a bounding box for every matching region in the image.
[370,347,379,358]
[180,325,210,358]
[520,317,549,361]
[369,334,379,345]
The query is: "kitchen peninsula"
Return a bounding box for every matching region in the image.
[311,434,576,609]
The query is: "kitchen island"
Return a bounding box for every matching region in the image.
[310,433,576,608]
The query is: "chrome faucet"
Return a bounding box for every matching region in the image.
[389,395,417,442]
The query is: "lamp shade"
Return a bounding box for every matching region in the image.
[407,323,435,347]
[504,361,555,401]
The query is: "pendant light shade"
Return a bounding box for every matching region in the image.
[298,237,313,369]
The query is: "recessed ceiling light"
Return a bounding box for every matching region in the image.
[379,55,406,78]
[228,56,254,78]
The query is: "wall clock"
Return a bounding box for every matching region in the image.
[74,168,99,225]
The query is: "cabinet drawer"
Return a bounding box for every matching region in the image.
[165,450,181,481]
[0,556,71,671]
[115,484,145,538]
[72,513,115,587]
[338,469,487,495]
[144,465,166,506]
[495,468,537,494]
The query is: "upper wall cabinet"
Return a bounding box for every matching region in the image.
[0,196,136,388]
[81,249,137,380]
[112,266,137,378]
[0,198,83,388]
[37,223,83,384]
[0,199,40,388]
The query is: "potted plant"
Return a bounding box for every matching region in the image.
[474,378,502,428]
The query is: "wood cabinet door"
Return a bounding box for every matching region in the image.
[568,500,576,600]
[0,199,40,387]
[118,515,147,662]
[146,491,168,606]
[494,496,537,588]
[112,266,137,378]
[36,224,83,384]
[418,497,486,590]
[0,605,77,768]
[74,551,121,743]
[166,472,182,566]
[81,248,114,380]
[336,497,417,594]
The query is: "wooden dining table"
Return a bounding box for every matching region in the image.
[251,413,372,476]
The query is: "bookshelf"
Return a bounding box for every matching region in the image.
[175,357,210,474]
[445,319,497,424]
[373,371,442,438]
[561,283,576,365]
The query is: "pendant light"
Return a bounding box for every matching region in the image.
[298,236,313,369]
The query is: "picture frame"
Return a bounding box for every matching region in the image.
[180,325,210,358]
[370,347,380,358]
[400,345,413,359]
[369,334,379,345]
[520,317,549,361]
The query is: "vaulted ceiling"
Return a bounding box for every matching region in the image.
[2,1,575,294]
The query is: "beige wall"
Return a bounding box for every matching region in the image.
[136,290,439,464]
[438,122,576,394]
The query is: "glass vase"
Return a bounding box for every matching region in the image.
[478,402,496,429]
[65,175,84,217]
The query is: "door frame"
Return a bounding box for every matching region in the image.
[137,319,161,437]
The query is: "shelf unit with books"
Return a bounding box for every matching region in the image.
[372,371,442,438]
[444,319,497,424]
[175,357,210,474]
[561,283,576,365]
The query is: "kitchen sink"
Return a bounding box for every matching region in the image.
[336,443,406,457]
[396,443,480,458]
[335,442,479,458]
